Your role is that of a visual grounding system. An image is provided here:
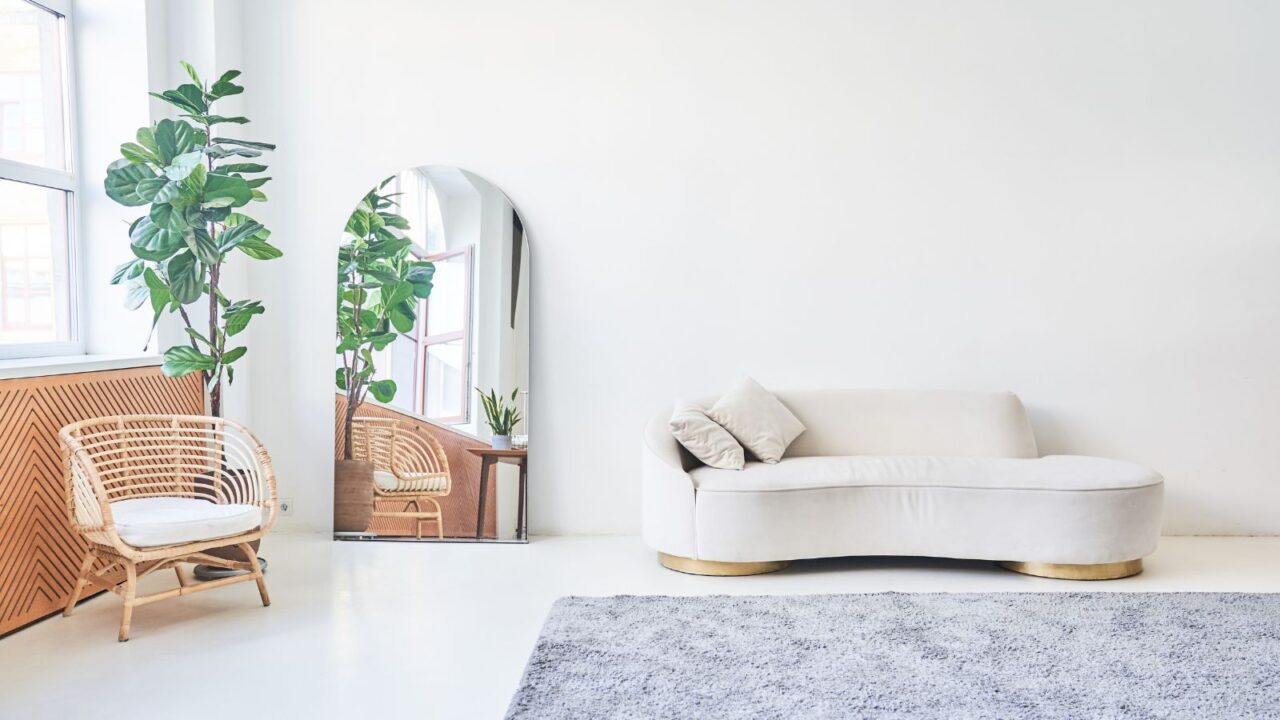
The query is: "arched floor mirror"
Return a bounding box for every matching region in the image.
[333,166,529,543]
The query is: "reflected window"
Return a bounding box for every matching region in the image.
[417,246,473,423]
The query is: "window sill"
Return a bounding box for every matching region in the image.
[0,353,162,381]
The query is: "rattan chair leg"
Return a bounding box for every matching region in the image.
[407,500,422,539]
[63,549,96,617]
[240,543,270,607]
[427,497,445,540]
[119,561,137,642]
[174,565,188,588]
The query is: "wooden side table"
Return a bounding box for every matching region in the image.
[466,447,528,540]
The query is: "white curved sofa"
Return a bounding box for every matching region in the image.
[642,389,1164,579]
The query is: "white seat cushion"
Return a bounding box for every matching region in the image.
[689,455,1162,493]
[109,497,262,548]
[688,455,1164,564]
[374,470,448,493]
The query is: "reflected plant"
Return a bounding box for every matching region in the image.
[336,177,435,458]
[477,387,522,437]
[104,62,281,417]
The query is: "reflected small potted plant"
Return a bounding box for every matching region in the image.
[477,387,521,450]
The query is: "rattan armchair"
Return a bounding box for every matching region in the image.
[59,414,277,641]
[351,417,452,539]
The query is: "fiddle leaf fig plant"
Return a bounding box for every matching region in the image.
[105,62,281,416]
[337,177,435,458]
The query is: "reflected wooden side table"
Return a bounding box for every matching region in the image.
[467,447,528,540]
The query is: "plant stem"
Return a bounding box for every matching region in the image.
[176,306,200,351]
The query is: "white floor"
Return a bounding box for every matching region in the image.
[2,534,1277,719]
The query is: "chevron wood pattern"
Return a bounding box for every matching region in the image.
[335,396,496,538]
[0,366,203,637]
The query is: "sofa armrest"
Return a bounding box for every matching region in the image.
[641,410,698,558]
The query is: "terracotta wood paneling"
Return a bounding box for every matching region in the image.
[334,397,495,538]
[0,366,204,637]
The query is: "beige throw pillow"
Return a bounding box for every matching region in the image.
[669,402,745,470]
[707,377,805,463]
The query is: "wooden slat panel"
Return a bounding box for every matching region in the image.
[0,366,204,637]
[335,396,495,538]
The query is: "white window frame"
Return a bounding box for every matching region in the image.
[0,0,82,360]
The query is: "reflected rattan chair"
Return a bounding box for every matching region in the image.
[59,414,277,641]
[351,417,452,539]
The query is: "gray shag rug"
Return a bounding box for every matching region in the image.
[505,593,1280,719]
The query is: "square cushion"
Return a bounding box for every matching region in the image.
[109,497,262,548]
[707,377,806,463]
[669,401,745,470]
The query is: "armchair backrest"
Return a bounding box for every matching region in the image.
[351,417,450,484]
[59,414,277,538]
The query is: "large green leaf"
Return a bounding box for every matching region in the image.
[150,84,207,115]
[143,267,172,314]
[368,379,397,403]
[165,251,203,304]
[105,160,163,206]
[218,163,267,174]
[185,326,212,347]
[154,119,204,164]
[163,151,204,181]
[346,210,371,238]
[149,202,191,234]
[335,368,347,391]
[203,173,253,208]
[136,127,159,154]
[130,217,185,261]
[388,303,415,333]
[162,346,216,377]
[215,219,263,252]
[120,142,159,165]
[209,70,243,99]
[405,262,435,298]
[236,237,283,260]
[224,300,264,336]
[123,278,150,310]
[154,163,206,207]
[185,227,221,264]
[379,212,410,230]
[180,61,203,87]
[381,280,414,309]
[179,163,208,202]
[110,258,145,285]
[206,145,262,160]
[221,346,247,364]
[201,115,250,125]
[368,332,397,351]
[212,136,275,150]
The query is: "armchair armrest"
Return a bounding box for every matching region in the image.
[641,409,698,558]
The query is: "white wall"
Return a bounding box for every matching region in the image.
[234,0,1280,536]
[74,0,153,356]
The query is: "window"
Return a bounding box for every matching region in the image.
[416,246,473,423]
[0,0,77,358]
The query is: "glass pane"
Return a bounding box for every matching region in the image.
[423,339,465,421]
[425,251,469,336]
[0,0,66,169]
[0,178,70,344]
[424,184,445,255]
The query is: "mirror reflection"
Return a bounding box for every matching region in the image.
[334,166,529,542]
